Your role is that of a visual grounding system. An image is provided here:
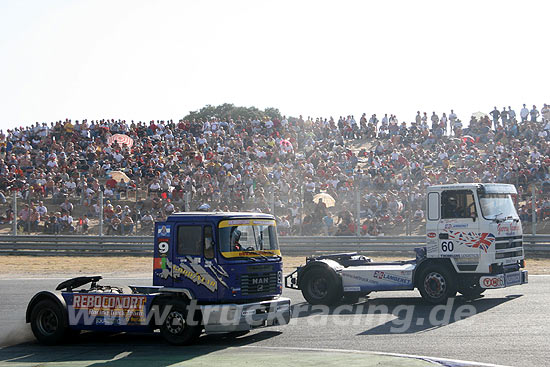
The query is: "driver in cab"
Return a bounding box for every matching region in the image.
[446,196,462,218]
[231,229,243,251]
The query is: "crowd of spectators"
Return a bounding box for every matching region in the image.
[1,102,550,235]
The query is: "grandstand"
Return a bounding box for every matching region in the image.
[1,103,550,236]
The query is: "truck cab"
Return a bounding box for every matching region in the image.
[153,212,283,303]
[26,212,290,346]
[286,183,528,305]
[426,183,524,275]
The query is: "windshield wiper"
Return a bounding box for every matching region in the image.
[231,256,260,262]
[240,250,269,260]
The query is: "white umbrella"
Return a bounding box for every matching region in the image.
[313,193,336,207]
[109,170,131,183]
[471,112,488,120]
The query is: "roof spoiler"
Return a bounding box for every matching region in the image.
[478,184,517,195]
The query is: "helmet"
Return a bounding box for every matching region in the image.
[231,229,242,243]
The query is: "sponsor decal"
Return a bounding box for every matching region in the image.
[480,275,504,288]
[71,294,148,325]
[505,272,521,286]
[426,243,439,254]
[343,286,361,292]
[219,219,277,228]
[253,220,275,225]
[497,223,520,236]
[441,253,480,258]
[451,224,469,228]
[157,225,171,236]
[221,249,282,258]
[444,223,469,230]
[427,232,437,239]
[227,220,252,225]
[373,271,411,285]
[172,262,218,291]
[155,257,229,292]
[341,273,379,284]
[447,231,495,253]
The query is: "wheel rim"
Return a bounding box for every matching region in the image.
[424,272,446,298]
[308,277,329,299]
[166,311,186,335]
[36,309,59,336]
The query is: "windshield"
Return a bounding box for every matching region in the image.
[479,193,518,220]
[218,219,280,258]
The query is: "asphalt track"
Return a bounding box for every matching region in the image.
[0,275,549,367]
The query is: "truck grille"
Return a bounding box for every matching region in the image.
[241,272,278,295]
[495,236,523,250]
[496,250,523,259]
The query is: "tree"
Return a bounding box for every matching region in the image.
[184,104,282,122]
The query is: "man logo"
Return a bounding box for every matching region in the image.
[252,277,269,285]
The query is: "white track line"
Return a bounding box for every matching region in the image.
[241,345,511,367]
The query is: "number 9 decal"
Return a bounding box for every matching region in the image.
[158,241,169,254]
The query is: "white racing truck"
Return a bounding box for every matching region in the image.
[286,183,528,304]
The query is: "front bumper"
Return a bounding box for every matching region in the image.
[200,297,291,334]
[479,270,528,289]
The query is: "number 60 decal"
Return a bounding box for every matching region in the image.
[441,241,454,252]
[158,241,169,254]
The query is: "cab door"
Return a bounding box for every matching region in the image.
[171,223,221,302]
[438,189,480,260]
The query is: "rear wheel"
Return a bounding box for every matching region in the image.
[301,267,342,306]
[159,300,202,345]
[30,300,67,345]
[418,265,457,304]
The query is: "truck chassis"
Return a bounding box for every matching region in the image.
[285,250,528,305]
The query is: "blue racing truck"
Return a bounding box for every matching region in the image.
[26,212,291,345]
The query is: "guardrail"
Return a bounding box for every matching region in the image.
[0,235,548,256]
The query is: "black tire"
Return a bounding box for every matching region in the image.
[159,300,202,345]
[459,283,485,299]
[418,264,457,304]
[301,267,342,306]
[30,300,67,345]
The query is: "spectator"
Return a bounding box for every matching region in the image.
[108,216,121,235]
[60,199,73,214]
[76,215,89,234]
[60,210,74,232]
[122,215,134,235]
[530,105,540,122]
[520,104,529,122]
[141,212,154,233]
[17,204,31,232]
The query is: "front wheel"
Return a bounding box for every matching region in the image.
[301,267,342,306]
[159,300,202,345]
[418,265,457,304]
[30,300,67,345]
